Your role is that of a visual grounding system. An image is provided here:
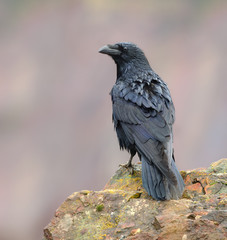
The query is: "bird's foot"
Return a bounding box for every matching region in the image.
[119,162,134,175]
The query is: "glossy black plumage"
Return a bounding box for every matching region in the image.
[99,42,184,200]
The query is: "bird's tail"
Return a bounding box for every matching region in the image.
[141,156,185,200]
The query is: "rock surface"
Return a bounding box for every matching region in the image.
[43,159,227,240]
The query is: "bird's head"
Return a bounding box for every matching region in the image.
[99,42,151,78]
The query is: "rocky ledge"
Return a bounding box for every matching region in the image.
[43,159,227,240]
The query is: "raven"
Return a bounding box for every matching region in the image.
[99,42,184,200]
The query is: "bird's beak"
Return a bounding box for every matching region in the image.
[99,44,121,56]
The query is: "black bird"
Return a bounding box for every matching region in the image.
[99,42,184,200]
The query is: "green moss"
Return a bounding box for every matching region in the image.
[180,171,187,180]
[96,204,104,212]
[209,182,216,186]
[182,190,192,199]
[127,192,142,201]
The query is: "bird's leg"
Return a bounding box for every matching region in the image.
[119,153,135,174]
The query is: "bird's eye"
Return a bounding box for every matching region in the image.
[117,44,127,53]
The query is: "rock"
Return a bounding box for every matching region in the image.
[207,158,227,174]
[43,159,227,240]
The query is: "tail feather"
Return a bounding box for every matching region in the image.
[142,156,185,200]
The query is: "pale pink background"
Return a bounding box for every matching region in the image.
[0,1,227,239]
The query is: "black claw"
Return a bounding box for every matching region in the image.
[119,163,135,175]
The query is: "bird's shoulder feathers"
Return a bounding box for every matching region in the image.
[111,71,175,125]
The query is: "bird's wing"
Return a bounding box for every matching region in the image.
[112,95,177,184]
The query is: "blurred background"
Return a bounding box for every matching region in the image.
[0,0,227,239]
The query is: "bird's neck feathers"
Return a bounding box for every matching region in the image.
[115,58,151,82]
